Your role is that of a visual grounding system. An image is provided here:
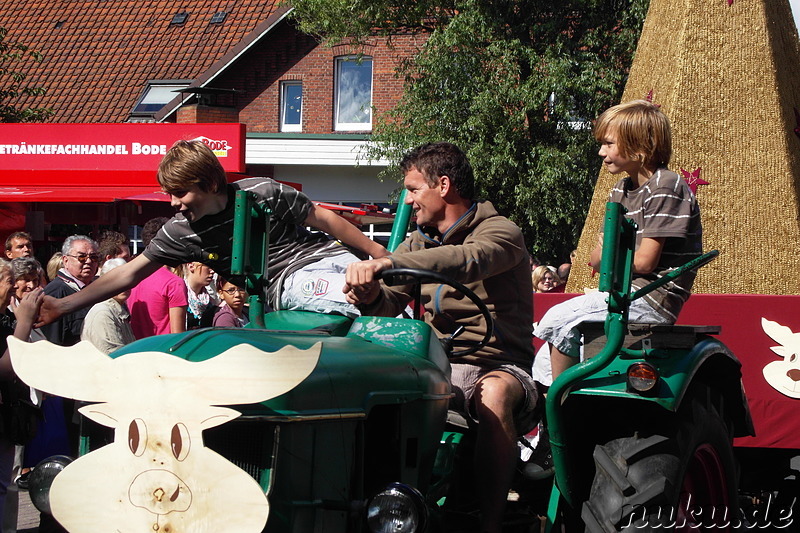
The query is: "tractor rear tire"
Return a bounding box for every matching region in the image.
[581,388,737,532]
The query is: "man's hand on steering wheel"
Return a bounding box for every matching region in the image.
[343,257,393,306]
[375,268,494,357]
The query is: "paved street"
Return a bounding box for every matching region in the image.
[11,487,39,533]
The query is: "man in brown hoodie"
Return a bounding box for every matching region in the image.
[344,142,536,533]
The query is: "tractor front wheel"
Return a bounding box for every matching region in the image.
[581,387,737,532]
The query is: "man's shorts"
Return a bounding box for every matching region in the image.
[450,362,540,436]
[280,252,361,318]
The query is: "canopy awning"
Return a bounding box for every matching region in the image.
[0,185,168,203]
[313,202,395,226]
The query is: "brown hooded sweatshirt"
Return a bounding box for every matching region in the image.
[361,200,534,368]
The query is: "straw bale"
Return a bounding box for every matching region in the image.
[567,0,800,295]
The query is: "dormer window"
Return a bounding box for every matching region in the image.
[129,81,190,121]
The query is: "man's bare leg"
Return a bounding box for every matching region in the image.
[472,371,525,533]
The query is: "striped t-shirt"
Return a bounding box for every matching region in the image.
[143,177,347,307]
[608,168,703,321]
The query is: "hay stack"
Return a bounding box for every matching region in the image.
[567,0,800,295]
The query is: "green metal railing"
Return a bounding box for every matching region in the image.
[387,189,412,253]
[231,190,271,328]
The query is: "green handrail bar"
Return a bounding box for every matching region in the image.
[231,190,270,328]
[546,202,635,514]
[388,189,412,253]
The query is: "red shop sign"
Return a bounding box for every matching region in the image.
[0,123,245,187]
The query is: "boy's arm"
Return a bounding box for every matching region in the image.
[632,237,666,274]
[36,254,162,328]
[588,235,665,274]
[304,204,389,259]
[589,235,603,270]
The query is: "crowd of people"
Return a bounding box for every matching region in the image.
[0,99,701,532]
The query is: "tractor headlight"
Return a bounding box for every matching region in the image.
[366,482,427,533]
[627,362,659,392]
[28,455,73,515]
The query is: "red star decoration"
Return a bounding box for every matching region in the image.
[679,167,709,194]
[644,90,661,107]
[727,0,733,5]
[794,108,800,140]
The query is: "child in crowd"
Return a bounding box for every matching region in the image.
[213,278,248,328]
[37,140,389,327]
[45,252,62,284]
[180,262,219,330]
[534,100,702,380]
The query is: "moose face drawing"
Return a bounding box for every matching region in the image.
[761,318,800,399]
[8,337,321,533]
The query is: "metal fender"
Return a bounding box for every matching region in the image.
[569,336,754,437]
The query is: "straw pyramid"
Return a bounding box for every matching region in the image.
[567,0,800,295]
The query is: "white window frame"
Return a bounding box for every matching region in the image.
[280,81,303,132]
[334,56,373,132]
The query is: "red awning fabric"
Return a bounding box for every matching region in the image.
[313,201,395,226]
[0,186,168,203]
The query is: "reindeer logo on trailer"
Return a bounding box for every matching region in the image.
[761,318,800,399]
[8,337,321,533]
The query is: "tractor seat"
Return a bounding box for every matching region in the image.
[578,323,721,360]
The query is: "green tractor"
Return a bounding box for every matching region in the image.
[23,195,751,532]
[537,202,752,532]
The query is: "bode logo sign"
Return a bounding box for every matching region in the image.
[192,136,231,157]
[0,123,246,173]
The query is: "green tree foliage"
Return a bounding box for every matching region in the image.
[291,0,648,262]
[0,27,52,123]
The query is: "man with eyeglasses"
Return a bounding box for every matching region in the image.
[39,235,100,347]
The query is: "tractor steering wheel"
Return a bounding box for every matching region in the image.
[377,268,493,357]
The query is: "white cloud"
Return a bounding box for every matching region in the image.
[790,0,800,33]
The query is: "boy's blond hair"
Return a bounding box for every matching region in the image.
[157,140,228,194]
[594,100,672,169]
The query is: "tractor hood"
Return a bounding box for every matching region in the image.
[111,315,452,419]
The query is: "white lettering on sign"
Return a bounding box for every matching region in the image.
[0,143,172,156]
[0,143,134,155]
[131,143,167,156]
